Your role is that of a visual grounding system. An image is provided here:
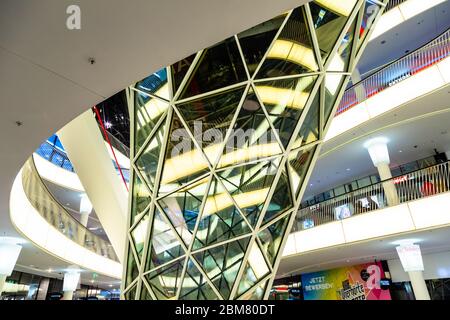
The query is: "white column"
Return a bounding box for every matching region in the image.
[396,243,431,300]
[78,193,93,245]
[0,237,23,297]
[364,137,399,206]
[58,110,127,261]
[351,67,366,102]
[62,266,81,300]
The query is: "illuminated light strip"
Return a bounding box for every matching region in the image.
[255,86,310,109]
[267,40,318,71]
[315,0,356,17]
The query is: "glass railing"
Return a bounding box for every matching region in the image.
[293,161,450,231]
[384,0,408,12]
[337,28,450,115]
[35,141,74,172]
[21,157,119,261]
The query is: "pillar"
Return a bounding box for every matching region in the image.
[62,266,81,300]
[0,237,23,297]
[58,110,127,261]
[364,137,399,206]
[396,243,430,300]
[78,193,92,245]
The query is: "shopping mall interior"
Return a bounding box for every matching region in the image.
[0,0,449,301]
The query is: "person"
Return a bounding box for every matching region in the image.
[420,180,436,196]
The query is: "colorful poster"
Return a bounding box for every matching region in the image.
[301,262,391,300]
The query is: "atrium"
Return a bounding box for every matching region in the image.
[0,0,449,303]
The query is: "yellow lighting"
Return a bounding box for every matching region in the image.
[316,0,356,17]
[219,142,282,168]
[267,40,318,71]
[255,86,310,109]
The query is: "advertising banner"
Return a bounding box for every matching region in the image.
[301,262,391,300]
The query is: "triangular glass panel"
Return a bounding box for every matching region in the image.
[131,213,150,262]
[287,145,317,196]
[146,209,185,271]
[254,76,318,148]
[175,86,245,163]
[139,285,154,300]
[237,13,287,76]
[239,280,268,300]
[310,0,358,64]
[237,242,270,296]
[130,173,151,225]
[218,88,282,168]
[194,237,251,299]
[218,158,281,227]
[124,284,137,300]
[259,214,290,265]
[178,37,247,99]
[134,90,169,151]
[179,259,219,300]
[263,169,293,224]
[135,122,166,191]
[135,67,170,100]
[324,74,346,125]
[125,243,139,288]
[256,7,318,79]
[146,258,184,300]
[158,176,209,247]
[327,14,357,72]
[291,92,320,149]
[159,112,210,195]
[193,176,251,250]
[357,1,381,51]
[171,53,196,95]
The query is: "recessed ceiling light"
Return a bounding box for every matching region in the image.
[399,150,402,152]
[346,168,351,171]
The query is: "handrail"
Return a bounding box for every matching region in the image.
[337,28,450,115]
[21,156,119,261]
[384,0,408,12]
[294,161,450,231]
[35,141,74,172]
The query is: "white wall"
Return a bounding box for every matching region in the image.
[388,251,450,282]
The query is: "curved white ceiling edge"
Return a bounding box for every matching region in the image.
[324,56,450,143]
[33,153,85,192]
[9,168,122,279]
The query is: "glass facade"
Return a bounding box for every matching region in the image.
[123,0,387,300]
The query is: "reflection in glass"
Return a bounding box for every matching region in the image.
[238,14,287,76]
[263,169,293,223]
[327,17,357,71]
[257,7,317,78]
[288,145,317,195]
[126,246,139,287]
[131,214,150,261]
[358,1,381,49]
[180,37,247,99]
[180,259,219,300]
[171,54,196,95]
[131,173,151,224]
[147,259,184,300]
[292,92,320,149]
[255,76,318,147]
[324,74,345,123]
[135,68,170,100]
[237,243,269,296]
[258,214,289,265]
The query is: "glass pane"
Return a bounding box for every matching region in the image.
[237,243,270,296]
[310,0,357,63]
[179,37,247,99]
[259,215,290,265]
[135,122,166,191]
[239,281,267,300]
[131,214,150,261]
[140,285,153,300]
[218,88,282,168]
[134,90,169,151]
[288,145,316,196]
[158,177,209,247]
[327,16,357,72]
[171,54,196,95]
[180,259,219,300]
[159,112,210,195]
[130,173,151,224]
[126,244,139,288]
[176,86,245,163]
[218,158,281,227]
[147,258,184,300]
[194,237,250,299]
[358,1,381,50]
[263,169,293,223]
[255,76,317,148]
[135,68,170,100]
[324,74,345,124]
[124,284,137,300]
[291,92,320,149]
[146,209,185,271]
[257,7,318,78]
[193,177,251,249]
[238,14,287,76]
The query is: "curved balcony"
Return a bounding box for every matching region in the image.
[9,157,122,278]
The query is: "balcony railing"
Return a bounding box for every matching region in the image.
[21,157,119,261]
[384,0,408,12]
[337,28,450,115]
[294,161,450,231]
[35,141,74,172]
